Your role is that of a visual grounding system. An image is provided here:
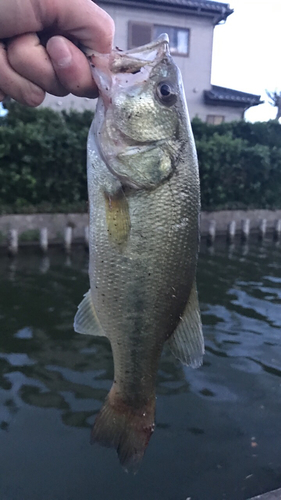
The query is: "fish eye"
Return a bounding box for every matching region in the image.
[156,81,177,106]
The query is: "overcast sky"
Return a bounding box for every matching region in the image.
[211,0,280,121]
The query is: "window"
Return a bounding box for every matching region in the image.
[154,26,189,55]
[206,115,225,125]
[129,22,153,48]
[128,22,189,56]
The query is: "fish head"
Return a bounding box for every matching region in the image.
[90,35,190,190]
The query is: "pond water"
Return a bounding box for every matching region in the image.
[0,240,281,500]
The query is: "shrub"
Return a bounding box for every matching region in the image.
[0,102,92,214]
[1,103,281,213]
[192,119,281,210]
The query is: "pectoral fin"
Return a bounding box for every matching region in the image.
[167,282,204,368]
[104,189,130,246]
[74,290,106,337]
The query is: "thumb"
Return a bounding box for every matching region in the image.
[1,0,114,55]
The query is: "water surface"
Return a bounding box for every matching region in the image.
[0,241,281,500]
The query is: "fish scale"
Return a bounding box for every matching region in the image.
[74,34,204,470]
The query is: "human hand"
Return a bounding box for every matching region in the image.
[0,0,114,106]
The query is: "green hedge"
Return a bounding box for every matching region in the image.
[0,102,281,213]
[0,102,92,214]
[193,118,281,210]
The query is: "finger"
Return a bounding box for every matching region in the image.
[47,36,98,98]
[7,33,68,97]
[0,42,45,107]
[0,91,6,102]
[1,0,114,54]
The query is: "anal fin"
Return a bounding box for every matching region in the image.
[74,290,105,337]
[167,281,204,368]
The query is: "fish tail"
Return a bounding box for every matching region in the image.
[91,386,155,472]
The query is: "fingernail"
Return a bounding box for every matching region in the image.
[47,37,72,68]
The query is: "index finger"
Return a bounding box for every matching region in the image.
[0,0,114,54]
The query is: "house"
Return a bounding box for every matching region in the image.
[42,0,262,122]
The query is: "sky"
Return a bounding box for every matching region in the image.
[211,0,281,121]
[0,105,7,117]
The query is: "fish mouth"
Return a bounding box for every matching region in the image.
[111,34,170,74]
[125,33,169,55]
[85,34,171,97]
[83,33,170,67]
[81,34,174,125]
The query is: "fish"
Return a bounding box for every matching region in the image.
[74,34,204,471]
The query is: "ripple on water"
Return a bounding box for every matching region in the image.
[263,275,281,284]
[183,365,238,402]
[229,286,281,327]
[0,353,36,367]
[14,327,33,339]
[0,246,281,500]
[46,365,110,389]
[59,391,100,412]
[230,357,263,374]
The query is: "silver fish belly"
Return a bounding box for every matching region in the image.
[74,34,204,470]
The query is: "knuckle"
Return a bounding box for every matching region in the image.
[21,85,45,107]
[7,34,40,71]
[0,39,44,107]
[7,36,27,68]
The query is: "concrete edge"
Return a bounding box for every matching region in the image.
[0,209,281,244]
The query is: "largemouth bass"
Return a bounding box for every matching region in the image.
[74,34,204,470]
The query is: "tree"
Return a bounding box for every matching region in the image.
[266,90,281,120]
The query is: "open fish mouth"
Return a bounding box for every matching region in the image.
[110,33,170,74]
[83,34,171,98]
[123,32,169,55]
[82,33,170,69]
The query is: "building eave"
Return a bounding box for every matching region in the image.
[98,0,233,24]
[204,86,263,109]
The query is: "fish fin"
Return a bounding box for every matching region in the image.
[104,188,130,247]
[74,290,105,337]
[167,281,204,368]
[91,387,155,472]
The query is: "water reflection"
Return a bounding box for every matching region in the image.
[1,244,281,419]
[39,256,50,274]
[0,248,196,432]
[0,243,281,499]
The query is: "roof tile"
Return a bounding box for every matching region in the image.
[204,85,263,107]
[101,0,233,21]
